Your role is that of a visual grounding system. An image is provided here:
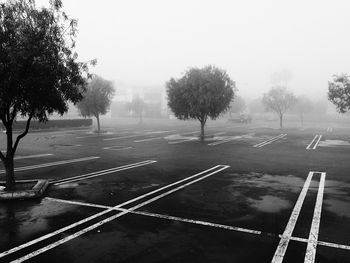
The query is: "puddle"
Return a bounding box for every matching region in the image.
[324,199,350,218]
[103,146,133,150]
[318,139,350,147]
[248,195,291,213]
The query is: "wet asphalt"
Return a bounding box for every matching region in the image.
[0,121,350,262]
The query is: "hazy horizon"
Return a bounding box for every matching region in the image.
[36,0,350,100]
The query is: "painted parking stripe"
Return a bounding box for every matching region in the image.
[306,135,322,150]
[52,160,156,185]
[103,134,147,141]
[0,156,100,174]
[102,146,133,150]
[46,197,350,252]
[168,138,197,144]
[271,171,314,263]
[253,134,287,148]
[14,153,54,160]
[10,165,229,262]
[134,137,163,143]
[0,165,227,261]
[304,172,326,263]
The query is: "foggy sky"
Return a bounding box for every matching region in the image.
[36,0,350,99]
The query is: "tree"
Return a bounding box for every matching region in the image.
[77,75,115,132]
[293,95,313,126]
[0,0,91,191]
[328,74,350,113]
[228,95,246,118]
[270,69,293,87]
[126,95,146,124]
[166,65,236,141]
[262,86,296,129]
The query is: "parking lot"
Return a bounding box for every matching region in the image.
[1,121,350,263]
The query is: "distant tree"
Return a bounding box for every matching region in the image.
[228,95,246,118]
[77,75,115,132]
[0,0,91,191]
[126,95,146,124]
[166,65,236,141]
[248,97,265,114]
[293,95,313,126]
[328,74,350,113]
[263,86,296,129]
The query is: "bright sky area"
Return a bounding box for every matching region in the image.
[35,0,350,100]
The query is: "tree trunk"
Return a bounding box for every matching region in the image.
[96,114,100,133]
[139,112,143,124]
[4,157,15,191]
[279,114,283,129]
[200,121,205,142]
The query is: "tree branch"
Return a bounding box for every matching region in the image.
[13,115,33,154]
[0,150,5,162]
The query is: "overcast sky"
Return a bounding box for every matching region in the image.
[37,0,350,99]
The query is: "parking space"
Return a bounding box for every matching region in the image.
[1,122,350,262]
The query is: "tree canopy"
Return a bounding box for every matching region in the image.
[126,95,146,123]
[0,0,92,190]
[229,95,246,115]
[293,95,313,126]
[263,86,296,128]
[328,74,350,113]
[166,65,236,140]
[77,75,115,132]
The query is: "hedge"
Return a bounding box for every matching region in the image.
[0,119,92,131]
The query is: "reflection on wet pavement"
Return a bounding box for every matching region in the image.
[318,139,350,147]
[248,195,291,213]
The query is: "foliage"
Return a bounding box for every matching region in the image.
[77,75,115,131]
[0,0,92,190]
[328,74,350,113]
[166,65,236,139]
[126,95,146,123]
[263,86,296,128]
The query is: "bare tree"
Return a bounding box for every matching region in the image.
[293,95,313,127]
[126,95,146,124]
[263,86,296,129]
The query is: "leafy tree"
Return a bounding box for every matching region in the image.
[263,86,296,129]
[228,95,246,118]
[126,95,146,124]
[166,65,236,141]
[0,0,91,191]
[328,74,350,113]
[293,95,313,126]
[77,75,115,132]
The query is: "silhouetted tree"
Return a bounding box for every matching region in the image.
[0,0,92,190]
[126,95,146,124]
[263,86,296,129]
[166,65,236,141]
[328,74,350,113]
[77,75,115,132]
[293,95,313,126]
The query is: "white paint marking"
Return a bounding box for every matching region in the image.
[313,135,322,150]
[145,130,176,134]
[102,146,133,150]
[103,134,146,141]
[0,165,226,260]
[52,160,156,185]
[306,135,319,150]
[46,197,350,252]
[304,172,326,263]
[0,157,100,174]
[14,153,54,160]
[10,165,229,262]
[134,137,163,143]
[271,171,314,263]
[253,134,287,148]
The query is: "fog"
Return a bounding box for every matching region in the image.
[34,0,350,102]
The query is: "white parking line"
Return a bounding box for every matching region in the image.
[271,171,314,263]
[0,165,228,261]
[306,135,322,150]
[14,153,54,160]
[52,160,156,185]
[9,165,229,263]
[304,172,326,263]
[103,134,146,141]
[0,156,100,174]
[168,138,197,144]
[253,134,287,148]
[134,137,163,143]
[102,146,133,150]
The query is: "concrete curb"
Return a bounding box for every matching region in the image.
[0,180,49,200]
